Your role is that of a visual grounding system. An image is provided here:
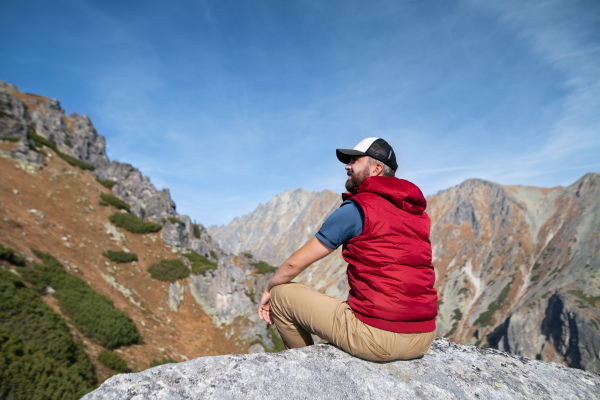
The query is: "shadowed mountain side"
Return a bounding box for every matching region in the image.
[208,174,600,372]
[83,338,600,400]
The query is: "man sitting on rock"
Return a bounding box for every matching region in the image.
[258,138,437,362]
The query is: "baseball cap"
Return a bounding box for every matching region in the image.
[336,137,397,171]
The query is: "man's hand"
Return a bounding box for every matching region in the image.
[258,290,273,324]
[257,237,334,325]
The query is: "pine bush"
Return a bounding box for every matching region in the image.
[0,270,96,399]
[100,193,130,212]
[182,251,218,275]
[148,259,190,282]
[97,350,128,373]
[23,250,142,349]
[96,178,118,189]
[103,250,138,263]
[109,212,162,234]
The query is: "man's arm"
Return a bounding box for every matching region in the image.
[258,237,334,324]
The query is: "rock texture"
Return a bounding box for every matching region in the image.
[83,338,600,399]
[208,175,600,372]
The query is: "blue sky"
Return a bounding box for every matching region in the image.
[1,0,599,226]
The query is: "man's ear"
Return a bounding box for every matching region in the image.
[374,162,384,176]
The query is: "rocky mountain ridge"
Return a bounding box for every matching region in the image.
[209,174,600,373]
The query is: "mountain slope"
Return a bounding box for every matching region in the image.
[0,80,281,390]
[208,175,600,372]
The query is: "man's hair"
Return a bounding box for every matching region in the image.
[367,156,395,177]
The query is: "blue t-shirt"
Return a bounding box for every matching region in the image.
[315,200,364,249]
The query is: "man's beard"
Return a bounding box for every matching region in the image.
[345,168,369,193]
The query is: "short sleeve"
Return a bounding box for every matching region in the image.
[315,200,364,249]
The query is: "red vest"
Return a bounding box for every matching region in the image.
[342,176,437,333]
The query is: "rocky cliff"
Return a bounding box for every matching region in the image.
[82,338,600,399]
[208,175,600,373]
[0,81,275,353]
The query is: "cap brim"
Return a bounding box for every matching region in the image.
[336,149,366,164]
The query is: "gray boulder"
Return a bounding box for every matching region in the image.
[83,338,600,399]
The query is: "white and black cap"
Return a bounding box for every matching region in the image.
[336,137,397,171]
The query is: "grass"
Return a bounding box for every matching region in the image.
[109,212,162,234]
[23,250,142,349]
[149,357,177,368]
[568,290,600,308]
[28,127,95,171]
[1,136,20,142]
[182,251,218,275]
[250,326,286,353]
[103,250,138,264]
[250,260,277,275]
[100,193,130,212]
[0,270,96,399]
[0,243,26,266]
[97,350,128,373]
[96,178,118,189]
[148,259,190,282]
[474,277,514,327]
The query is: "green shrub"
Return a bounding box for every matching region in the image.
[182,251,218,275]
[64,138,72,147]
[243,252,253,258]
[96,178,118,189]
[162,216,184,226]
[192,224,201,238]
[0,270,96,399]
[148,259,190,282]
[23,250,142,349]
[28,128,94,170]
[475,278,514,327]
[568,290,600,308]
[0,243,26,266]
[210,250,218,260]
[109,212,162,234]
[149,357,177,368]
[249,326,285,353]
[97,350,128,373]
[100,193,130,212]
[250,260,277,275]
[1,136,20,142]
[103,250,138,263]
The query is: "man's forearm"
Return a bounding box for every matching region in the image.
[266,260,301,292]
[263,237,334,293]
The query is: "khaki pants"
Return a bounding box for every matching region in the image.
[269,283,435,362]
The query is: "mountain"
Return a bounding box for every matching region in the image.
[0,81,280,393]
[208,175,600,372]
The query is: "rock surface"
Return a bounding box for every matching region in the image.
[83,338,600,399]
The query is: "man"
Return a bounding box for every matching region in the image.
[258,138,437,362]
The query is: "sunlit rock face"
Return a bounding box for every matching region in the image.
[82,338,600,400]
[209,174,600,372]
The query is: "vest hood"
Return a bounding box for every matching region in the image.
[343,176,427,214]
